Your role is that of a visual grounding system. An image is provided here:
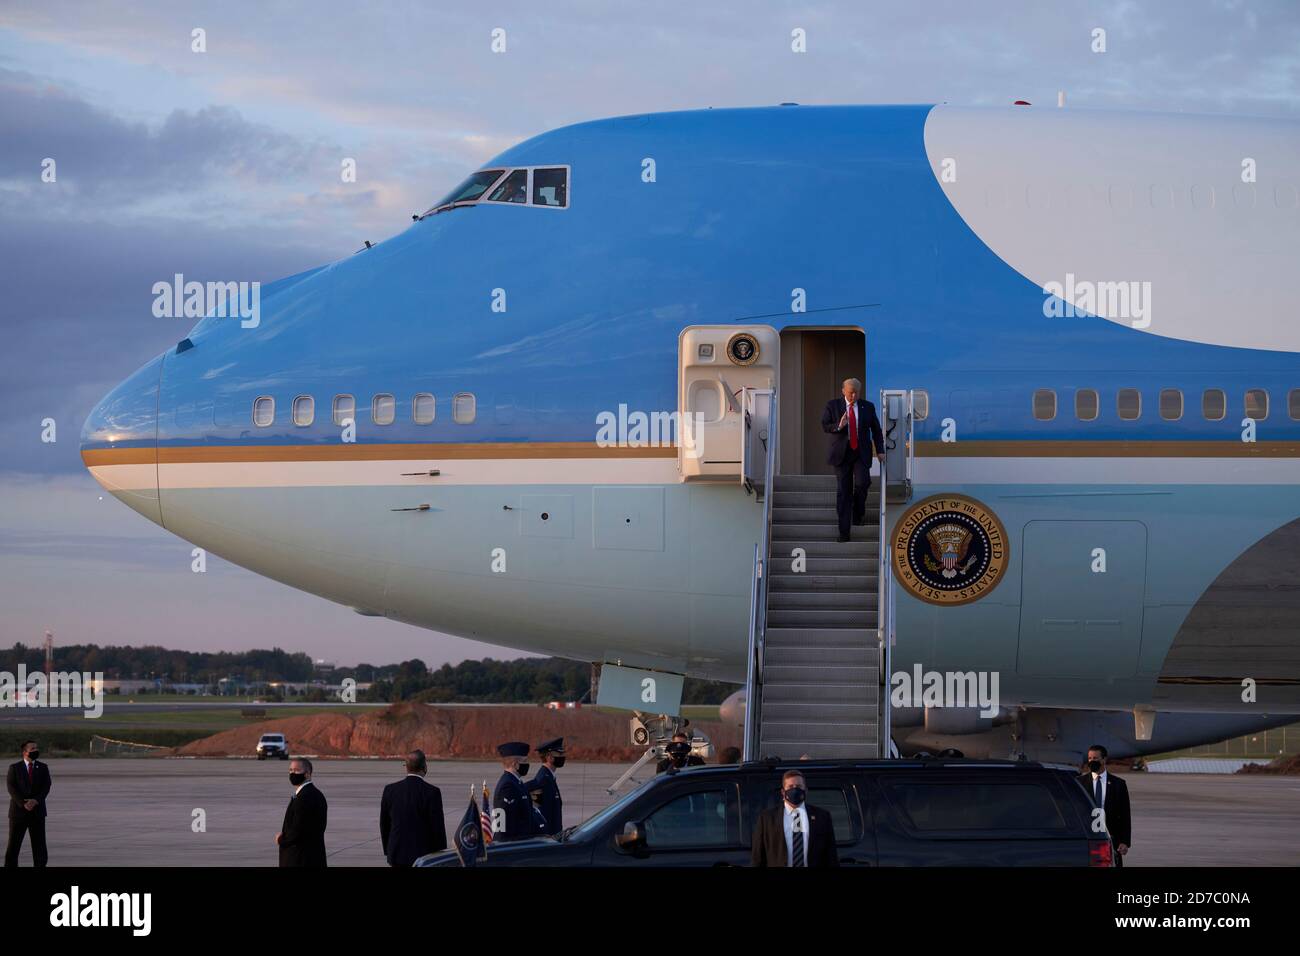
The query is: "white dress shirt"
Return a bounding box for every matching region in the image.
[294,778,314,797]
[782,801,810,867]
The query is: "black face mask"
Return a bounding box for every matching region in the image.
[1087,759,1103,773]
[516,763,530,777]
[289,772,307,786]
[783,787,806,806]
[26,751,39,761]
[551,756,566,769]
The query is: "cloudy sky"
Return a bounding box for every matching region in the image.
[1,1,1297,666]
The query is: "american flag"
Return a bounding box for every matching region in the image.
[479,781,493,852]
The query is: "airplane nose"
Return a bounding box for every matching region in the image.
[81,353,164,525]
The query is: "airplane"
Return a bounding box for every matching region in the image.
[81,103,1300,763]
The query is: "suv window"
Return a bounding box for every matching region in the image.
[881,780,1068,831]
[809,785,855,842]
[643,789,729,848]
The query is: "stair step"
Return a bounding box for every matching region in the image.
[756,741,880,760]
[763,663,876,683]
[762,682,878,703]
[763,645,873,666]
[769,557,874,575]
[771,541,877,558]
[761,701,877,721]
[765,627,877,648]
[773,491,878,508]
[761,721,877,742]
[767,609,876,628]
[772,524,880,542]
[769,573,875,591]
[773,475,838,491]
[772,508,839,524]
[768,591,875,610]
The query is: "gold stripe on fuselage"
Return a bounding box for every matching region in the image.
[82,442,680,466]
[80,439,1300,467]
[914,440,1300,458]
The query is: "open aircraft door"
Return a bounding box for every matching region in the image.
[678,325,777,484]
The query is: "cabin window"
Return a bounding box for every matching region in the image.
[1117,388,1141,420]
[252,396,274,427]
[332,394,356,426]
[913,389,929,421]
[1245,388,1268,420]
[453,392,477,424]
[486,169,528,204]
[413,393,436,425]
[1159,389,1183,421]
[531,167,569,207]
[292,395,315,427]
[1032,389,1056,421]
[372,393,396,426]
[1202,389,1225,421]
[1075,389,1099,421]
[1289,389,1300,420]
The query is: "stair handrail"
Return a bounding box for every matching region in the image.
[877,389,900,758]
[742,387,778,761]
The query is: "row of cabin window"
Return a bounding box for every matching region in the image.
[1031,388,1287,422]
[905,389,1285,423]
[250,393,477,428]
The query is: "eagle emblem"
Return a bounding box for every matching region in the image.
[891,494,1009,607]
[925,523,976,579]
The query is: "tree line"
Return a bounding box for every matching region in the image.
[0,643,736,703]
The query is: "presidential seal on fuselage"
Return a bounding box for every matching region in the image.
[891,494,1008,606]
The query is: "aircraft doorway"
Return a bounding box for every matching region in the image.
[778,328,867,476]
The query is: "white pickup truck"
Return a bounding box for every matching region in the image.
[256,733,289,760]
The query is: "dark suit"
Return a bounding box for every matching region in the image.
[821,397,885,537]
[750,803,839,868]
[526,766,563,836]
[493,771,543,842]
[380,775,447,866]
[5,759,52,867]
[278,781,328,867]
[1078,771,1131,867]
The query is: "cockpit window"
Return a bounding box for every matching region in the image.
[532,167,568,207]
[424,165,570,217]
[486,169,529,204]
[434,169,504,208]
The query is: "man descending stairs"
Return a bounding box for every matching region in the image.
[759,473,881,759]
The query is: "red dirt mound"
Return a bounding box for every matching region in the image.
[1236,753,1300,774]
[175,703,741,761]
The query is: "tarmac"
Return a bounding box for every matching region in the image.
[9,758,1300,866]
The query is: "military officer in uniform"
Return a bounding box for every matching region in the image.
[527,737,565,836]
[493,741,542,842]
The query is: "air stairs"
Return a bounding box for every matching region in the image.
[758,475,881,758]
[742,387,907,762]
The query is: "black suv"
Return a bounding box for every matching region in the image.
[415,758,1113,867]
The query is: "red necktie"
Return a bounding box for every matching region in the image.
[849,403,859,450]
[28,762,34,783]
